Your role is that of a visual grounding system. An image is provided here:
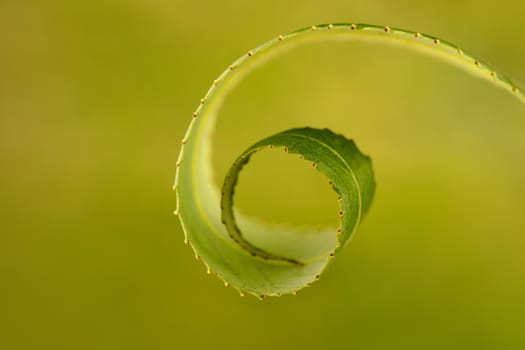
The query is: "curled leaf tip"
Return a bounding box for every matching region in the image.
[220,127,375,268]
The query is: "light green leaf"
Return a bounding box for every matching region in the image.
[174,23,525,299]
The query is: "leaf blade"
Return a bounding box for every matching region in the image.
[174,23,525,297]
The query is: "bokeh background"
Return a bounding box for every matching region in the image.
[2,0,525,349]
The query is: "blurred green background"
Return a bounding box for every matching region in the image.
[2,0,525,349]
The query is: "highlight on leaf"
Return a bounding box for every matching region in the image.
[173,23,525,299]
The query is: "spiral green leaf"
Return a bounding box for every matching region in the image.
[173,23,525,299]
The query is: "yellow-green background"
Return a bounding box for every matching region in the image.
[2,0,525,349]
